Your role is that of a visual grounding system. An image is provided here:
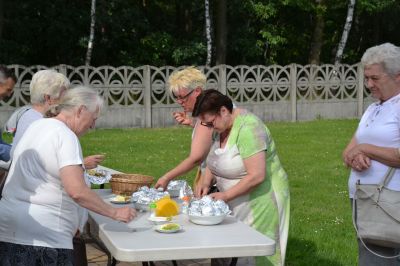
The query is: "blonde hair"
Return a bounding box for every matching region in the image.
[30,70,70,104]
[168,67,206,93]
[45,86,103,117]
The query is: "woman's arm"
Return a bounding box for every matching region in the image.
[210,151,266,202]
[155,123,213,189]
[351,144,400,168]
[60,165,136,223]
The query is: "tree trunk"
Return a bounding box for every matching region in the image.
[0,0,3,41]
[309,0,325,65]
[335,0,356,64]
[85,0,96,66]
[205,0,212,66]
[215,0,227,65]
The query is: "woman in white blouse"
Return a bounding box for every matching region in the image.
[343,43,400,265]
[0,86,136,265]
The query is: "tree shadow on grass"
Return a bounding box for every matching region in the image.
[286,237,345,266]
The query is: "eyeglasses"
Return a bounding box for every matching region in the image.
[200,116,217,128]
[173,90,194,101]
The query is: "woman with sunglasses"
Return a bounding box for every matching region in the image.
[193,89,289,266]
[155,67,214,190]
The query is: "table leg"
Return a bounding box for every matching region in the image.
[229,257,238,266]
[85,218,114,266]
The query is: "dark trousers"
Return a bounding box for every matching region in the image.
[73,236,88,266]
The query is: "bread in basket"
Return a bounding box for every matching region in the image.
[110,174,154,195]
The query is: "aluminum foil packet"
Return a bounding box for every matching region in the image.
[186,195,230,216]
[167,180,193,198]
[131,186,169,204]
[85,169,112,185]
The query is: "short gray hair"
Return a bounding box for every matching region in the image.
[30,69,70,104]
[361,43,400,76]
[45,86,103,117]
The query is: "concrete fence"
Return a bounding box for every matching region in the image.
[0,64,372,128]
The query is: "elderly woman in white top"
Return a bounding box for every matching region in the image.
[343,43,400,265]
[0,86,136,265]
[11,69,105,169]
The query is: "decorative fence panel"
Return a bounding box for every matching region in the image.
[0,64,372,128]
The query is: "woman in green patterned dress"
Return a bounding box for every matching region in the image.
[193,89,290,266]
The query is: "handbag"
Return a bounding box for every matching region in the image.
[352,167,400,258]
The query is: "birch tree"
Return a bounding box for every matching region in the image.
[85,0,96,66]
[335,0,356,64]
[0,0,3,41]
[205,0,212,66]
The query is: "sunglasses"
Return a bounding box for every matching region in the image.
[172,90,194,101]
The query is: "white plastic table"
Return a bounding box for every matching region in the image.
[88,189,276,264]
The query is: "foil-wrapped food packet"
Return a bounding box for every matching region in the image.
[85,169,112,185]
[167,180,193,198]
[131,186,169,204]
[186,195,230,216]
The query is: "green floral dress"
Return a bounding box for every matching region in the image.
[206,109,290,266]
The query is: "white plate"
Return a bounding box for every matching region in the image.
[155,223,181,233]
[110,196,132,204]
[110,199,131,204]
[148,215,172,224]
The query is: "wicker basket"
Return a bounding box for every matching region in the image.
[110,174,154,195]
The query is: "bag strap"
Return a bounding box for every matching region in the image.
[352,198,400,259]
[379,167,396,188]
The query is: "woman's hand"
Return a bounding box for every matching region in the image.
[195,183,210,197]
[195,167,214,197]
[344,145,364,166]
[343,135,357,167]
[209,191,229,201]
[349,153,371,172]
[83,154,105,169]
[173,111,193,127]
[112,206,136,223]
[154,176,169,190]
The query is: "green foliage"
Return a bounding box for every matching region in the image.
[1,0,400,66]
[80,119,359,265]
[172,42,206,65]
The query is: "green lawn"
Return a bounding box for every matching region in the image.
[79,119,359,266]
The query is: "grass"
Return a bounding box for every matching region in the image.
[78,119,358,265]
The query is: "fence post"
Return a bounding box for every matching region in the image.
[290,64,297,122]
[219,65,227,95]
[357,63,364,118]
[144,65,152,128]
[59,64,67,77]
[84,65,89,86]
